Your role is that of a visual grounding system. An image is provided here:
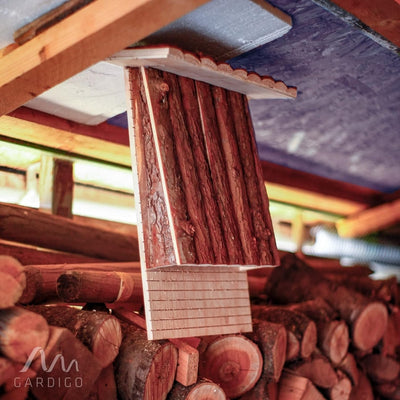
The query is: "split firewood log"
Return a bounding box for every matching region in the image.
[324,370,352,400]
[113,307,199,387]
[88,365,118,400]
[381,307,400,357]
[0,306,49,363]
[199,334,263,398]
[239,380,278,400]
[287,354,338,389]
[30,326,102,400]
[252,305,317,359]
[336,353,359,386]
[287,298,349,364]
[167,378,227,400]
[245,319,286,382]
[114,323,178,400]
[349,372,374,400]
[360,353,400,383]
[278,371,326,400]
[26,305,122,368]
[375,379,400,400]
[266,254,388,351]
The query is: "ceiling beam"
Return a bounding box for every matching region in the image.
[336,198,400,238]
[312,0,400,51]
[0,0,209,116]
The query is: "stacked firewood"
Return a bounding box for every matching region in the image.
[0,253,399,400]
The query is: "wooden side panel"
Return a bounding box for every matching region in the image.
[146,266,252,340]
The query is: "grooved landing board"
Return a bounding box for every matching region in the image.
[145,266,252,340]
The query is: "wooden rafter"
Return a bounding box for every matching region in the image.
[0,109,384,217]
[336,198,400,238]
[0,0,210,116]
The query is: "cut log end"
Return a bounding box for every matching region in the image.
[92,316,122,368]
[0,272,24,308]
[144,342,178,400]
[0,307,50,363]
[168,380,227,400]
[301,321,317,358]
[352,302,388,351]
[328,371,352,400]
[322,320,349,364]
[200,335,263,398]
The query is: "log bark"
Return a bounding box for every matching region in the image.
[26,305,121,367]
[30,326,102,400]
[349,372,373,400]
[179,76,228,264]
[337,353,359,386]
[245,319,287,382]
[325,370,352,400]
[195,81,243,264]
[199,334,263,398]
[0,202,139,261]
[212,86,259,265]
[360,353,400,382]
[0,306,49,363]
[266,254,388,351]
[287,354,338,389]
[115,323,178,400]
[112,308,199,387]
[252,305,317,359]
[56,270,143,306]
[167,378,227,400]
[287,298,349,364]
[278,371,326,400]
[128,67,177,267]
[143,68,197,264]
[88,365,118,400]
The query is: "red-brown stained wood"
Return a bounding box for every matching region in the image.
[31,326,102,400]
[20,262,141,304]
[382,308,400,357]
[56,270,143,306]
[0,255,26,288]
[143,67,196,264]
[287,354,338,389]
[88,365,118,400]
[115,323,178,400]
[244,106,280,266]
[0,255,26,309]
[266,254,388,351]
[128,68,176,268]
[167,378,227,400]
[0,306,49,363]
[349,372,374,400]
[199,334,263,398]
[360,353,400,383]
[252,305,317,359]
[0,202,139,261]
[212,86,259,265]
[52,158,73,218]
[246,319,287,382]
[239,379,278,400]
[325,370,352,400]
[287,299,349,364]
[337,353,359,386]
[178,76,228,264]
[195,81,243,265]
[26,305,122,367]
[229,91,276,265]
[278,371,326,400]
[162,72,214,264]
